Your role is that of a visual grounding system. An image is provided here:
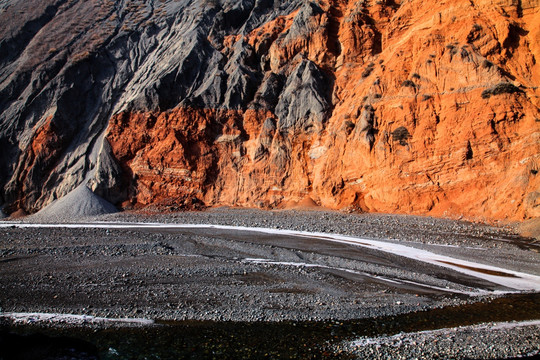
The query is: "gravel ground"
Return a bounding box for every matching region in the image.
[1,209,539,359]
[105,208,539,252]
[0,224,472,322]
[341,320,540,359]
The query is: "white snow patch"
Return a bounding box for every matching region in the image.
[0,312,154,325]
[2,222,540,292]
[347,319,540,348]
[243,258,321,268]
[489,319,540,330]
[242,258,481,295]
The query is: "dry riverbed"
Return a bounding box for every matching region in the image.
[1,209,539,359]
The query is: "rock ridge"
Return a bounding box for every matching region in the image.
[0,0,538,221]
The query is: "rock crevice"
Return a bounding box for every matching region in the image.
[0,0,538,221]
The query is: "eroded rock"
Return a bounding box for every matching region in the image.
[0,0,538,222]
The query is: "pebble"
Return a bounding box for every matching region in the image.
[2,209,538,359]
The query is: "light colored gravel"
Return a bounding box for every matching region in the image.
[30,184,117,222]
[341,320,540,359]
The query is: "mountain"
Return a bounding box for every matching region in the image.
[0,0,538,221]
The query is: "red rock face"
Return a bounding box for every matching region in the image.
[103,0,539,221]
[1,0,538,222]
[5,118,66,213]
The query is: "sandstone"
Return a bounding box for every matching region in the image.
[519,217,540,240]
[0,0,538,223]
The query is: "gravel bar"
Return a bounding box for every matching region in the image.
[1,209,539,359]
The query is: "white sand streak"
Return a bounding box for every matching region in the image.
[242,258,481,295]
[2,222,540,291]
[347,319,540,348]
[0,312,154,325]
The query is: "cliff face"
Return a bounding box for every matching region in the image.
[1,0,539,221]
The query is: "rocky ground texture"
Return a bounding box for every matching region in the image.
[341,320,540,359]
[1,210,539,358]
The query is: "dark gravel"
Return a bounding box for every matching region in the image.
[1,209,539,359]
[341,320,540,359]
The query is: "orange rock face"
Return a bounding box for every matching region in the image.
[5,118,66,213]
[105,0,539,221]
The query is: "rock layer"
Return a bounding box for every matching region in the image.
[0,0,539,221]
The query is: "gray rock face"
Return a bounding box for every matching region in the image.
[221,40,261,109]
[251,72,285,111]
[87,138,126,205]
[283,2,324,44]
[355,105,377,149]
[252,117,276,161]
[275,59,331,132]
[0,0,336,214]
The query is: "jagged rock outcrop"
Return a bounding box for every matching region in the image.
[0,0,538,222]
[275,59,331,131]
